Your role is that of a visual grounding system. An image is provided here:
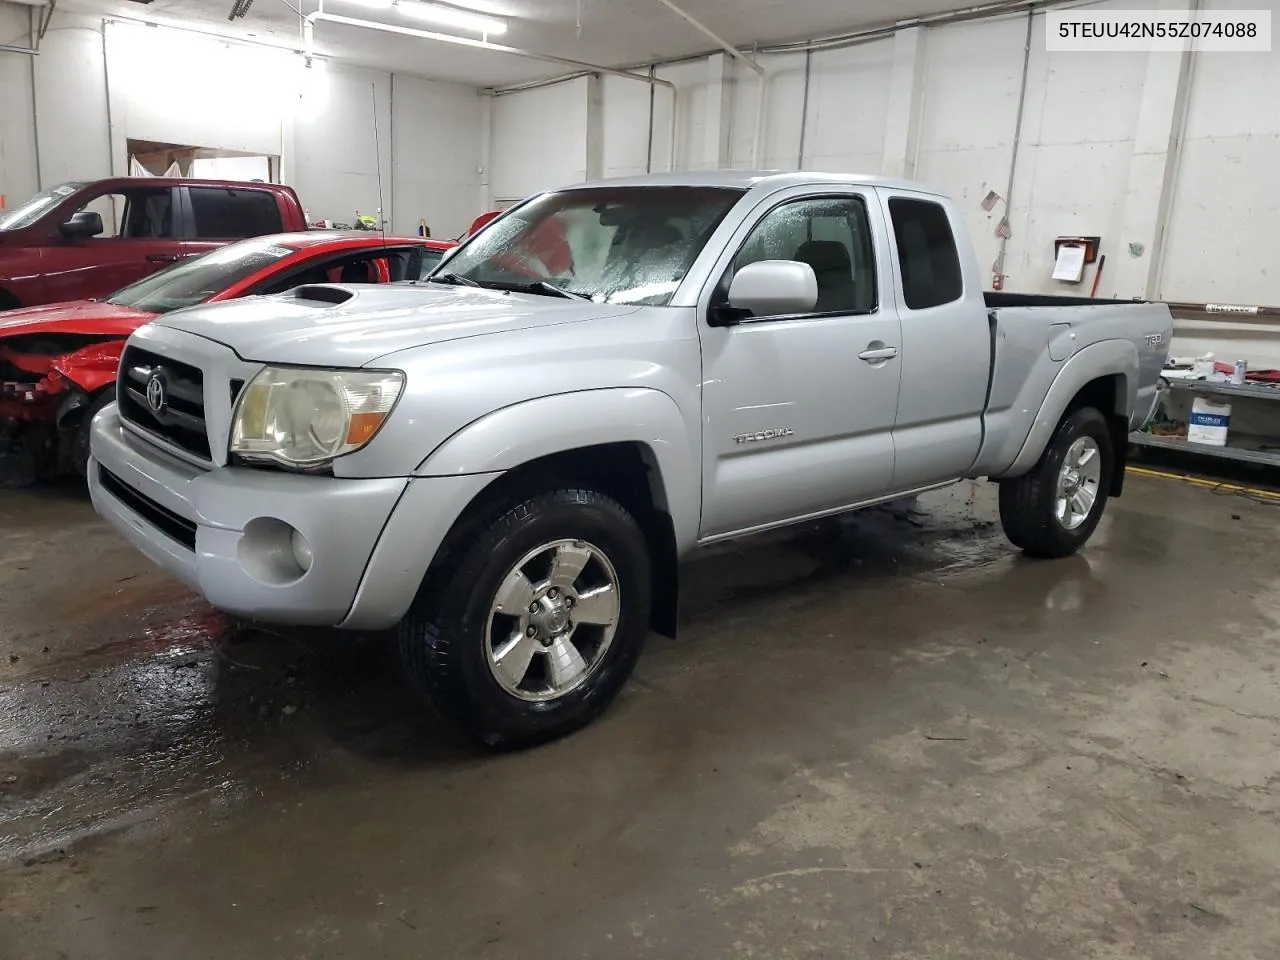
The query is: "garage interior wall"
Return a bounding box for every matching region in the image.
[488,0,1280,365]
[3,1,1279,364]
[0,8,485,239]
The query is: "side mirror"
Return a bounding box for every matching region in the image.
[711,260,818,326]
[59,211,104,239]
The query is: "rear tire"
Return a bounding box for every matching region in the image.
[398,487,652,748]
[999,406,1112,559]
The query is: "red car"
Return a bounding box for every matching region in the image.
[0,231,454,486]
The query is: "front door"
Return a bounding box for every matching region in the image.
[39,186,183,302]
[698,189,903,540]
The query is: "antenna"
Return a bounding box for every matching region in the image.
[370,81,387,246]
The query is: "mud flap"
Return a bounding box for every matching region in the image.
[1110,415,1129,497]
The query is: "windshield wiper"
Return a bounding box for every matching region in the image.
[427,272,480,287]
[519,281,588,300]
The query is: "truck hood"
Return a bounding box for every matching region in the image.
[0,300,157,339]
[152,284,637,366]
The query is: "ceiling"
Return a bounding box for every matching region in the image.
[55,0,1017,86]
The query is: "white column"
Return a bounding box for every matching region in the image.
[585,73,604,180]
[478,91,493,212]
[1110,0,1198,299]
[880,26,926,179]
[702,53,734,169]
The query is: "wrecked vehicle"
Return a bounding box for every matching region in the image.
[0,231,453,485]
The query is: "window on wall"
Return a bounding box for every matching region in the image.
[188,187,283,240]
[729,195,877,315]
[888,197,963,310]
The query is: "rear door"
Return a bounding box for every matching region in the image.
[697,186,902,539]
[876,189,992,491]
[36,185,184,302]
[181,186,287,259]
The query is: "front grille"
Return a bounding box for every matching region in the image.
[97,465,197,550]
[117,345,211,459]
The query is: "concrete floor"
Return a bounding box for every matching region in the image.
[1,474,1278,959]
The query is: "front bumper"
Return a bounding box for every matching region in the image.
[89,403,499,630]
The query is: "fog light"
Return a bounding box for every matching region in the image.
[238,518,312,585]
[291,529,313,573]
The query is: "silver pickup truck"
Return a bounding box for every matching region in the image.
[88,172,1172,746]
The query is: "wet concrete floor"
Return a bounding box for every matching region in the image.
[1,474,1278,959]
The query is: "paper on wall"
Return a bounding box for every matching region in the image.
[1052,244,1086,282]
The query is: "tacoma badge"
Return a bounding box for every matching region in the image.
[733,427,795,445]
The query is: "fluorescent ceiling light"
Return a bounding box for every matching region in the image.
[395,1,507,35]
[345,0,507,35]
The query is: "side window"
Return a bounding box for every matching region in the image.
[255,251,403,295]
[121,189,176,238]
[73,190,174,238]
[887,197,962,310]
[727,195,877,315]
[189,188,283,240]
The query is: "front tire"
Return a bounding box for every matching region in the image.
[398,487,652,748]
[70,389,115,480]
[999,406,1112,559]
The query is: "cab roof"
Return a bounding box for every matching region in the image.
[569,170,945,197]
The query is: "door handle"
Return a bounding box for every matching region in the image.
[147,253,181,263]
[858,346,899,362]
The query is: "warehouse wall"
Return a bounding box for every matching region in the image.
[0,3,38,207]
[486,0,1280,316]
[490,77,590,202]
[0,10,485,238]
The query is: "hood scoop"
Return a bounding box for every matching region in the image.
[293,284,355,306]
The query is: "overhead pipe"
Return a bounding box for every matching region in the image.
[653,0,762,75]
[993,9,1034,289]
[652,0,768,167]
[0,0,44,56]
[796,49,812,168]
[515,0,1070,112]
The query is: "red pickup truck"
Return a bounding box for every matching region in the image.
[0,178,309,309]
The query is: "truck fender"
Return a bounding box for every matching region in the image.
[416,387,700,552]
[997,339,1138,478]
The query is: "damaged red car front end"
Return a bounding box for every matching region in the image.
[0,304,153,485]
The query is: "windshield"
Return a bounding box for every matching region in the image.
[0,182,87,231]
[106,238,297,314]
[436,186,745,305]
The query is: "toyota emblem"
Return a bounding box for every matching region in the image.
[146,374,167,413]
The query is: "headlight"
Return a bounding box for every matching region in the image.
[230,367,404,468]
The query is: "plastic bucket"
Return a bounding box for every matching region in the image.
[1187,397,1231,446]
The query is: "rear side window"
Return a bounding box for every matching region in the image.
[189,187,283,240]
[888,197,962,310]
